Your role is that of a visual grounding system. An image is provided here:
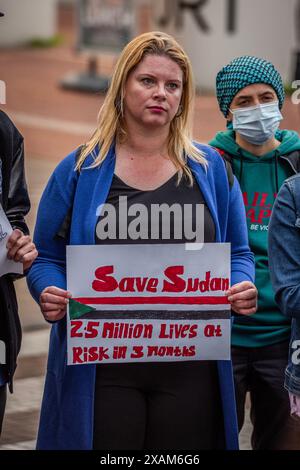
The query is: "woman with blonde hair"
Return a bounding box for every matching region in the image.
[27,31,256,450]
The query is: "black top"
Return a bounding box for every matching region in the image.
[95,172,215,244]
[93,173,223,449]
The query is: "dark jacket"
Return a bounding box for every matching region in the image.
[0,110,30,392]
[269,173,300,394]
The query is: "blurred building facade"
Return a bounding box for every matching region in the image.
[150,0,298,90]
[0,0,298,89]
[0,0,58,46]
[57,0,300,89]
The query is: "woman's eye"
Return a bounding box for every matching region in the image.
[141,77,154,85]
[167,82,178,90]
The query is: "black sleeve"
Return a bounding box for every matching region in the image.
[6,140,30,235]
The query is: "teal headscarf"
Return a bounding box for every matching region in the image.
[216,56,285,117]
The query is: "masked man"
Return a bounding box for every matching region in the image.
[209,55,300,449]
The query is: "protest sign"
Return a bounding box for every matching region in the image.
[67,243,231,365]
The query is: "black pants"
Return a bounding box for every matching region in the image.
[93,361,225,450]
[0,384,7,435]
[232,340,300,450]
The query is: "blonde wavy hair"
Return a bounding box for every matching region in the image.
[76,31,207,182]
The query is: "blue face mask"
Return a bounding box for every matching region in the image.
[229,101,283,145]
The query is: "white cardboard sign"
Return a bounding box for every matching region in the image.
[66,243,231,365]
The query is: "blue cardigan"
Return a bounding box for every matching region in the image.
[27,142,254,450]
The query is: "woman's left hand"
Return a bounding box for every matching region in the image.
[6,229,38,271]
[226,281,257,315]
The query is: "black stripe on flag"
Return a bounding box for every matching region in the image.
[77,309,230,321]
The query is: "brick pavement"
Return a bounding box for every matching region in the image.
[0,330,49,449]
[0,327,252,450]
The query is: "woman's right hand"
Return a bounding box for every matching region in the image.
[40,286,72,322]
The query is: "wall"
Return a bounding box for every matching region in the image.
[151,0,298,90]
[0,0,58,46]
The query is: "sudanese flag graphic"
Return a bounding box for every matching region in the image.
[69,298,96,320]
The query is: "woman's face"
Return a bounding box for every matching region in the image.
[123,54,184,130]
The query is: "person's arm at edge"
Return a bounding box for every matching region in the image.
[26,151,78,316]
[269,180,300,319]
[6,138,30,235]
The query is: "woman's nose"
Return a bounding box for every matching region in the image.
[153,83,167,99]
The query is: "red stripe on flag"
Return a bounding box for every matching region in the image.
[73,296,230,305]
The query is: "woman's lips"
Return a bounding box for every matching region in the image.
[147,106,166,112]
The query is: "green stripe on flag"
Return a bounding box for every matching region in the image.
[69,298,96,320]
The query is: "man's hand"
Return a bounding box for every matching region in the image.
[6,229,38,271]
